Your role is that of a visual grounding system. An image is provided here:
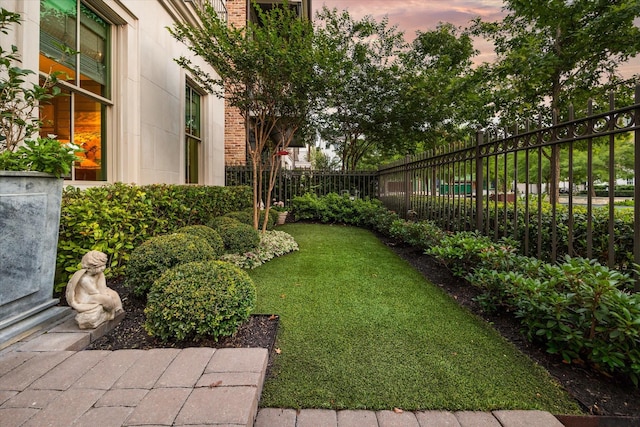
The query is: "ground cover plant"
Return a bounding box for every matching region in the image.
[249,223,581,412]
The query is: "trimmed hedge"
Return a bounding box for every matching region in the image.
[144,260,257,342]
[56,183,251,291]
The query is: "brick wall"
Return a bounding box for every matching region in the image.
[224,0,248,166]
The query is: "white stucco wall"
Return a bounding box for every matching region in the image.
[0,0,225,186]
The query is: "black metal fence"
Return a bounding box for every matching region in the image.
[378,86,640,278]
[225,167,378,205]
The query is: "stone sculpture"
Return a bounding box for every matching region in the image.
[65,250,123,329]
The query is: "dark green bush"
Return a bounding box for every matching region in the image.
[388,219,446,250]
[225,208,275,230]
[425,232,519,277]
[461,247,640,385]
[290,192,398,234]
[175,225,224,257]
[409,196,635,271]
[506,258,640,385]
[144,260,257,342]
[209,219,260,254]
[56,183,252,291]
[124,233,217,297]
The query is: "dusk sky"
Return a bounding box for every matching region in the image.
[315,0,640,78]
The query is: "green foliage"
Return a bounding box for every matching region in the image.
[221,230,299,269]
[169,0,321,230]
[124,233,217,297]
[388,219,446,250]
[57,184,154,291]
[210,220,260,254]
[290,192,398,233]
[471,0,640,120]
[56,183,251,291]
[425,232,519,277]
[0,136,83,177]
[207,215,242,230]
[432,228,640,385]
[225,208,276,231]
[144,260,256,342]
[141,184,252,229]
[413,196,636,271]
[174,225,224,257]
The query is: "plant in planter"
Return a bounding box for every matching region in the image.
[0,7,82,346]
[0,8,81,176]
[271,200,288,225]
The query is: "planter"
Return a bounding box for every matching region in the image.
[0,171,69,347]
[277,211,288,225]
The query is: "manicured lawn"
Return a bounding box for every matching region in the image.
[249,223,581,413]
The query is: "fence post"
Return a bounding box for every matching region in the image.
[403,155,411,219]
[475,130,484,231]
[634,85,640,291]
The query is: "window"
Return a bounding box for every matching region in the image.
[185,84,202,184]
[39,0,110,181]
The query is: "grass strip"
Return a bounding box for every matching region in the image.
[250,223,581,413]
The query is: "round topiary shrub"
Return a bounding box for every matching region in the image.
[208,216,261,254]
[175,225,224,257]
[144,260,257,342]
[124,233,216,297]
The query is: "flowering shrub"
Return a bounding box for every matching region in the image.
[221,230,299,269]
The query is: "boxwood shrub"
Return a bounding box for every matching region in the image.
[124,233,217,297]
[144,260,257,342]
[175,225,225,257]
[208,217,261,254]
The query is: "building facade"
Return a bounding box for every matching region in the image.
[1,0,226,186]
[224,0,312,166]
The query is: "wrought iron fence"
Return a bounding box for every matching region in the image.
[225,167,378,205]
[378,86,640,281]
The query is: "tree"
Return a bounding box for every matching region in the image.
[169,0,319,230]
[398,23,489,149]
[472,0,640,202]
[313,7,407,171]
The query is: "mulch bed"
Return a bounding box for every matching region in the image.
[83,234,640,417]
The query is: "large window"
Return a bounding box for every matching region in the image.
[185,84,202,184]
[39,0,110,181]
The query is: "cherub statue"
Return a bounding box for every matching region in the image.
[65,250,123,329]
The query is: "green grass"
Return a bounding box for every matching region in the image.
[249,224,581,413]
